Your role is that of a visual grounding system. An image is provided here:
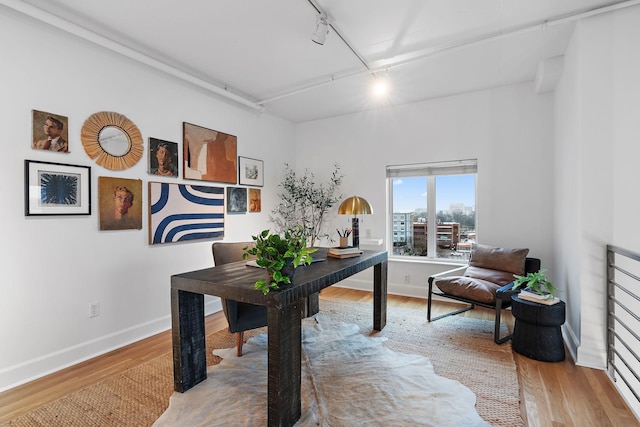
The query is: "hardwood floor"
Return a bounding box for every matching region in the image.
[0,287,637,426]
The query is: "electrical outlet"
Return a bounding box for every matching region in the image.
[404,275,411,284]
[89,302,100,318]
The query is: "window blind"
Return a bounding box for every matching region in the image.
[386,159,477,178]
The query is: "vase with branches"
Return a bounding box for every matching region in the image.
[270,163,343,247]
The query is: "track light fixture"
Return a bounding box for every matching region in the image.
[311,14,329,45]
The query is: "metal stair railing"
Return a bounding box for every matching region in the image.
[607,244,640,415]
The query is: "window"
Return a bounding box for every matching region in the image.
[387,159,477,261]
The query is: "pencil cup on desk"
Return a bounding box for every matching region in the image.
[339,237,348,248]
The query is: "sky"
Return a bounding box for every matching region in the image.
[392,175,475,212]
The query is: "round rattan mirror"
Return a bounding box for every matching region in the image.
[81,111,143,170]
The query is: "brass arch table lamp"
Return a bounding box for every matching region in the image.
[338,196,372,247]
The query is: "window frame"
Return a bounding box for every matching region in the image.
[386,159,478,263]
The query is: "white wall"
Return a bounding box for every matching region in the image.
[0,7,295,391]
[295,83,555,296]
[554,5,640,371]
[5,0,639,398]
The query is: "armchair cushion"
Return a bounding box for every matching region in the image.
[468,244,529,275]
[435,276,500,304]
[464,266,518,287]
[433,244,530,305]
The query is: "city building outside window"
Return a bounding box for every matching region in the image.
[386,159,477,261]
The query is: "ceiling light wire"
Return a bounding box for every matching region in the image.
[5,0,638,112]
[260,0,640,105]
[306,0,370,70]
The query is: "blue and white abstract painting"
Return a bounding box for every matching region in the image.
[149,182,224,244]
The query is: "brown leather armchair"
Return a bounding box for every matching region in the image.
[212,241,267,356]
[427,244,541,344]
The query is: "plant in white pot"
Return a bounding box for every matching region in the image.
[243,227,317,295]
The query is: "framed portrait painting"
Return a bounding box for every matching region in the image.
[32,110,69,153]
[98,176,143,230]
[182,122,237,184]
[238,156,264,187]
[148,137,178,177]
[25,160,91,216]
[249,188,261,212]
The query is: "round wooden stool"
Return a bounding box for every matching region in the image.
[511,295,566,362]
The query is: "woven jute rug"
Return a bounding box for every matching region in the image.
[317,298,522,427]
[2,297,522,427]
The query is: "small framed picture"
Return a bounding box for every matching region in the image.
[32,110,69,153]
[227,187,247,213]
[238,156,264,187]
[148,137,178,177]
[25,160,91,215]
[249,188,261,212]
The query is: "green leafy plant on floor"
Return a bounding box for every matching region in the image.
[512,269,560,298]
[270,163,343,247]
[243,227,318,295]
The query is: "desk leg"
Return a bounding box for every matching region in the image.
[304,292,320,317]
[171,288,206,393]
[267,301,302,427]
[373,260,388,331]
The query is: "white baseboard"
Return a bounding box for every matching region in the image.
[562,321,579,363]
[575,341,608,370]
[0,299,223,393]
[332,277,429,300]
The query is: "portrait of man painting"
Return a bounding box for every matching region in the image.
[249,188,261,212]
[32,110,69,153]
[98,176,142,230]
[149,137,178,177]
[183,122,237,184]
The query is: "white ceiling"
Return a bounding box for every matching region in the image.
[8,0,635,122]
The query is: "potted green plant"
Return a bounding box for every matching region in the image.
[243,227,318,295]
[511,269,560,299]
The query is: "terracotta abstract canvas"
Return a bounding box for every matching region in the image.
[183,122,237,184]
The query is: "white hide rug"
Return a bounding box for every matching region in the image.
[153,313,491,427]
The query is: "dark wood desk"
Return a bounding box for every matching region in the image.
[171,248,388,427]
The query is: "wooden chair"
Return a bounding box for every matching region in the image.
[212,241,267,356]
[427,243,541,344]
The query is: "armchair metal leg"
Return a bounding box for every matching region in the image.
[427,280,434,321]
[236,331,244,356]
[428,278,475,321]
[430,304,475,321]
[494,298,512,344]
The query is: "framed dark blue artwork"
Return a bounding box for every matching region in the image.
[226,186,247,213]
[25,160,91,216]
